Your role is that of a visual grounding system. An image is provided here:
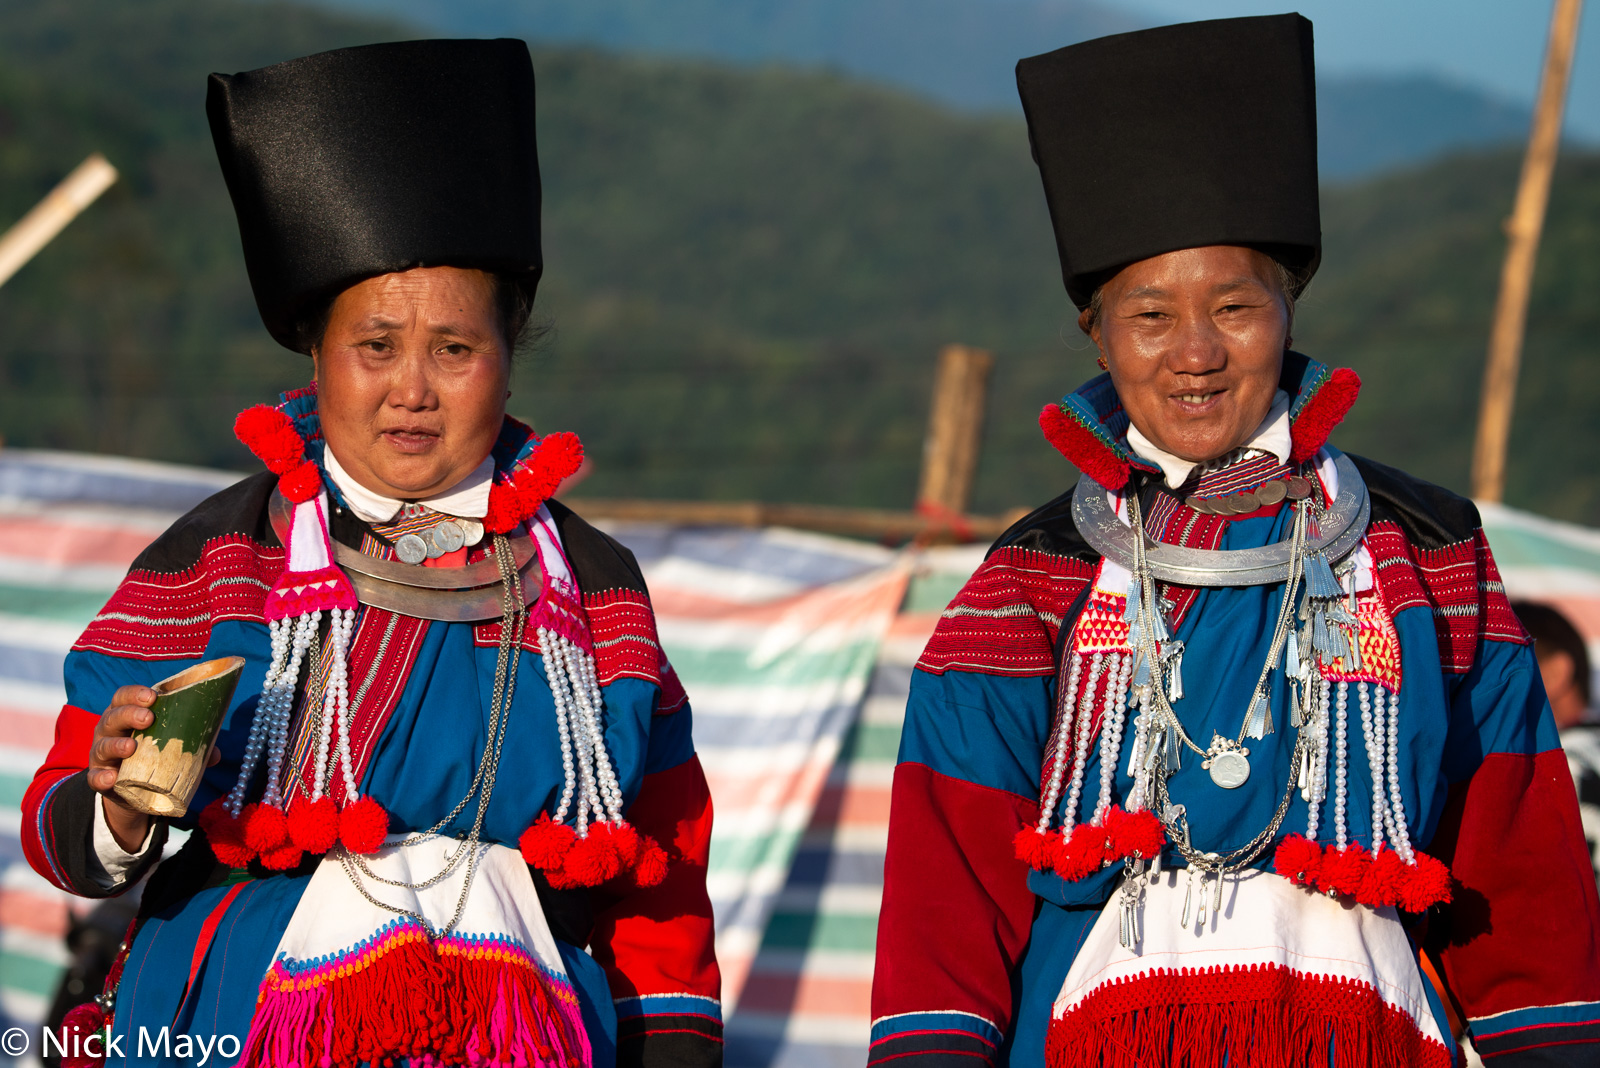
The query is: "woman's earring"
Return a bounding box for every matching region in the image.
[1097,353,1109,372]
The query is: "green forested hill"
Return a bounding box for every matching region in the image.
[0,0,1596,524]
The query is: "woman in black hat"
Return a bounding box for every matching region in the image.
[871,15,1600,1068]
[22,40,721,1068]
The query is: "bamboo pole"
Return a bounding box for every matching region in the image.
[1471,0,1584,502]
[0,153,119,290]
[917,344,994,515]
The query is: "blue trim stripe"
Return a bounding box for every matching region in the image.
[614,993,723,1023]
[34,773,71,890]
[1473,1001,1600,1037]
[870,1010,1002,1047]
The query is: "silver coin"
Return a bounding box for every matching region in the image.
[1187,495,1215,515]
[1255,479,1288,506]
[460,519,485,546]
[432,520,466,553]
[422,527,446,559]
[1208,750,1250,789]
[1285,476,1312,500]
[395,533,428,564]
[1224,492,1260,515]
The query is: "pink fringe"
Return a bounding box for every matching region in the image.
[242,922,589,1068]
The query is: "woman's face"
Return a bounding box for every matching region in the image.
[1090,245,1289,464]
[314,266,510,500]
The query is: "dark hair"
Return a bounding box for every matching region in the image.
[292,270,538,357]
[1512,600,1592,707]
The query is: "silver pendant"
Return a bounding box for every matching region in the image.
[1207,749,1250,789]
[460,519,485,546]
[395,533,429,564]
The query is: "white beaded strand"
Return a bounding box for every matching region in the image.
[1093,653,1134,823]
[1036,651,1084,833]
[1384,688,1416,863]
[1060,652,1106,834]
[1305,682,1331,840]
[1358,680,1386,853]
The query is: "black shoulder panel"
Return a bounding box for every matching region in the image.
[546,500,649,597]
[1347,454,1481,551]
[128,471,280,574]
[988,483,1100,563]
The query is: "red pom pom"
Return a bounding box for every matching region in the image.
[1289,367,1361,463]
[519,813,576,870]
[339,796,390,854]
[633,834,669,888]
[1397,850,1453,912]
[287,795,341,854]
[243,802,289,853]
[1356,846,1406,908]
[199,798,256,868]
[1273,834,1325,888]
[1039,403,1130,490]
[1014,825,1058,872]
[1052,822,1110,881]
[560,828,622,886]
[278,459,323,503]
[58,1001,108,1068]
[1316,843,1371,898]
[484,482,525,534]
[234,405,304,473]
[258,842,305,871]
[609,821,641,867]
[1106,807,1166,860]
[517,432,584,503]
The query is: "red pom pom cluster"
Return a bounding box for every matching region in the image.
[58,1001,109,1068]
[485,432,586,534]
[1273,834,1452,912]
[518,813,668,889]
[233,404,322,502]
[1013,806,1167,880]
[200,795,390,870]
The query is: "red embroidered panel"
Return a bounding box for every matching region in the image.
[71,535,282,659]
[1365,522,1528,675]
[584,588,667,692]
[917,548,1095,677]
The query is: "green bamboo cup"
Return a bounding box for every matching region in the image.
[112,656,245,818]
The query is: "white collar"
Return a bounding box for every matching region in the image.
[321,448,495,524]
[1126,390,1292,490]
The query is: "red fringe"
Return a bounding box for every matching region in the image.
[1040,404,1130,490]
[1289,367,1361,463]
[1046,963,1452,1068]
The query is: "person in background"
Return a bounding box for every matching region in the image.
[1514,600,1599,885]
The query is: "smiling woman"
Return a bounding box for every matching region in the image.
[873,14,1600,1068]
[22,39,721,1068]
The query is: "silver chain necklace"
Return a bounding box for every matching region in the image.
[338,533,528,938]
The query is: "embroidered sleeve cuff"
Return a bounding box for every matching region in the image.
[615,994,723,1068]
[1469,1002,1600,1063]
[869,1011,1003,1067]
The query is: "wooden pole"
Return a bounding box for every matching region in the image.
[917,344,994,515]
[0,153,119,290]
[1471,0,1584,502]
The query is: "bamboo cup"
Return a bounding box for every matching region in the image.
[112,656,245,818]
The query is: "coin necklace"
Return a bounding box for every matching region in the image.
[338,533,526,938]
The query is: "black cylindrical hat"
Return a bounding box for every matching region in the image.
[208,39,542,352]
[1016,14,1320,309]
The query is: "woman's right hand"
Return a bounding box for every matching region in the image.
[88,685,157,853]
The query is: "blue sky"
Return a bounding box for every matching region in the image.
[1112,0,1600,140]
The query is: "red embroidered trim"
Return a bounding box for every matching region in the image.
[72,536,283,658]
[1365,523,1528,674]
[1046,963,1453,1068]
[916,548,1096,677]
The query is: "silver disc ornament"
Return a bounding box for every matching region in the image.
[1207,750,1250,789]
[432,520,467,553]
[395,533,429,565]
